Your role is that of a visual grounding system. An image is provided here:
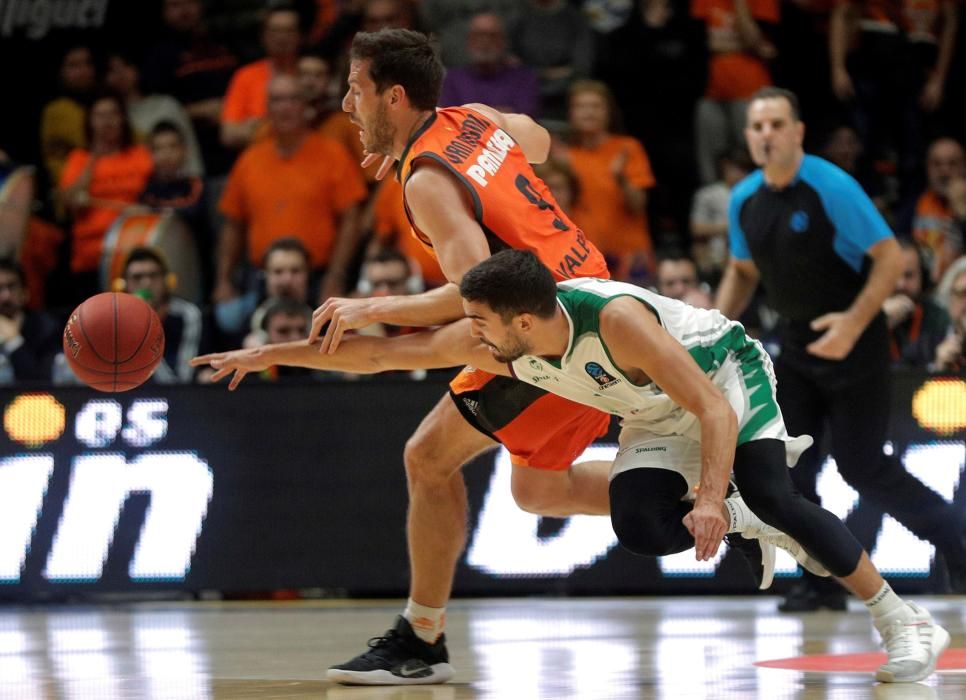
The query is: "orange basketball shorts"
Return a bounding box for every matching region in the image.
[449,366,612,471]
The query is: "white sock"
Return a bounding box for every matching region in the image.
[404,599,446,644]
[864,582,908,625]
[724,496,755,533]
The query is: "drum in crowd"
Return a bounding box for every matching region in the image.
[100,211,202,304]
[0,165,35,257]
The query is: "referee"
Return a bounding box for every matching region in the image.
[716,87,966,611]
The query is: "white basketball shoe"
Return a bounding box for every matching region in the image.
[875,602,950,683]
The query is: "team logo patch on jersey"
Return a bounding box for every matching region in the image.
[529,359,544,371]
[790,210,809,233]
[585,362,620,388]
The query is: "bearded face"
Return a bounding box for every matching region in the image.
[363,99,396,156]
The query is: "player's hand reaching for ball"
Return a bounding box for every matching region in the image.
[310,296,378,354]
[190,348,271,390]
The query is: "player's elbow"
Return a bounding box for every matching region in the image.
[528,126,551,164]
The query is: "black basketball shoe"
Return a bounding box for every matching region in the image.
[726,532,776,589]
[723,482,776,590]
[326,615,454,685]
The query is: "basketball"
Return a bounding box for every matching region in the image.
[62,292,165,392]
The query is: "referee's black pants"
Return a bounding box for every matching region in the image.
[774,347,966,562]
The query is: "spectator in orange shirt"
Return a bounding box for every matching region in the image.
[366,177,446,288]
[912,137,966,282]
[559,80,656,284]
[691,0,779,184]
[221,5,302,150]
[215,75,367,311]
[59,93,154,302]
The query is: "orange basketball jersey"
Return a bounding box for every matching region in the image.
[397,106,610,282]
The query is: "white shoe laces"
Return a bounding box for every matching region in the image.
[881,618,929,662]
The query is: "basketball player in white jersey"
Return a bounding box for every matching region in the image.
[193,250,949,684]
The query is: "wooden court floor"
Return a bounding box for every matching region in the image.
[1,596,964,699]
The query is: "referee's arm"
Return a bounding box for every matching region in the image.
[806,236,903,359]
[716,258,760,320]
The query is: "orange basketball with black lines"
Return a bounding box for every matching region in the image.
[62,292,165,392]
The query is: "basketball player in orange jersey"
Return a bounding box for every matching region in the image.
[308,28,616,685]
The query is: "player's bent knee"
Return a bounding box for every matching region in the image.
[510,470,568,514]
[403,434,455,488]
[611,511,680,557]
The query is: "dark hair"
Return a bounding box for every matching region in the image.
[150,119,185,142]
[657,252,698,268]
[460,250,557,321]
[124,246,169,275]
[350,29,443,111]
[0,257,25,287]
[85,91,136,149]
[749,86,801,121]
[897,237,932,293]
[262,237,310,267]
[367,247,410,268]
[261,297,311,331]
[59,44,94,79]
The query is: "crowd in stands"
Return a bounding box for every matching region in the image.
[1,0,965,386]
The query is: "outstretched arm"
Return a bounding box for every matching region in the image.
[191,319,508,390]
[311,163,492,353]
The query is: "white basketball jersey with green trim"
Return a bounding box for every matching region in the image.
[508,277,775,441]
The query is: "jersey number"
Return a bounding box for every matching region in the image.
[515,174,569,232]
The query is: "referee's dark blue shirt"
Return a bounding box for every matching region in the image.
[729,154,894,330]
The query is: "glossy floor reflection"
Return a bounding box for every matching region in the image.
[0,596,963,699]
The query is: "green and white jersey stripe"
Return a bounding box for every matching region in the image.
[508,277,782,444]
